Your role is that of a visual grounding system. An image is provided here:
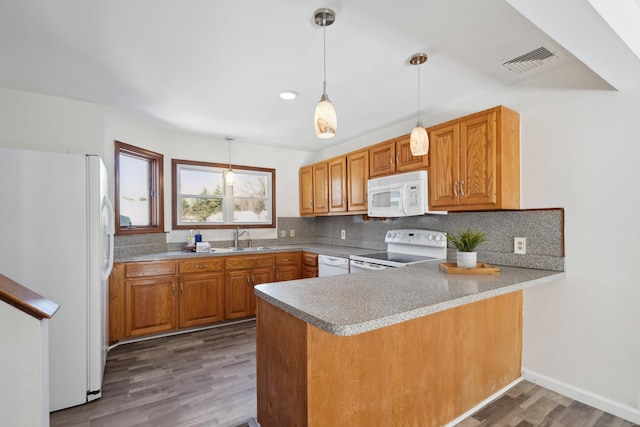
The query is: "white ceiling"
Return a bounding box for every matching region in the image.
[1,0,639,151]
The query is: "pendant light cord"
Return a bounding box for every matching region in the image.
[323,17,327,96]
[416,62,421,123]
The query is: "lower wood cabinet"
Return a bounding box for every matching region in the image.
[274,252,302,282]
[178,258,225,328]
[302,252,318,278]
[225,255,274,319]
[125,275,177,337]
[122,260,178,338]
[109,251,308,343]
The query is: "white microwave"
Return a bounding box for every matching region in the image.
[367,171,445,217]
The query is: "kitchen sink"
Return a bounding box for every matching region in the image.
[209,246,271,253]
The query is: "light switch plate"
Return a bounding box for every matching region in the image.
[289,229,295,237]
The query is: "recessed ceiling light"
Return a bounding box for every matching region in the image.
[279,91,298,100]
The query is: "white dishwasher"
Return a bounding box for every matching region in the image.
[318,255,350,276]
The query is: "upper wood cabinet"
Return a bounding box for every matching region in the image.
[299,162,330,216]
[328,157,347,213]
[299,165,314,215]
[428,105,520,211]
[346,149,368,213]
[369,134,429,178]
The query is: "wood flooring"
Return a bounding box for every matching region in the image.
[51,320,637,427]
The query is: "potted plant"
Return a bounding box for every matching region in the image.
[445,228,487,268]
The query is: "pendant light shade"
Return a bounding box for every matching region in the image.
[410,122,429,156]
[409,53,429,156]
[313,8,337,139]
[314,94,337,138]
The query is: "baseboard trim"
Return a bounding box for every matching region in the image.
[444,378,523,427]
[522,368,640,424]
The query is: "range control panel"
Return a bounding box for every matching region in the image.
[385,229,447,248]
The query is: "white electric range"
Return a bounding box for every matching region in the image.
[349,229,447,273]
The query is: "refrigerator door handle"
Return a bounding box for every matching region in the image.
[102,197,115,280]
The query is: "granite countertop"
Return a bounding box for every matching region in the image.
[254,262,564,336]
[115,244,374,263]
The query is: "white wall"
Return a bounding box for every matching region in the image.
[0,87,104,156]
[0,302,50,427]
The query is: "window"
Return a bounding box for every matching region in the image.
[114,141,164,235]
[172,159,275,229]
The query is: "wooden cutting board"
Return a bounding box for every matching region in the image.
[439,262,500,275]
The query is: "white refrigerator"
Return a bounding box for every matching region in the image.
[0,147,114,411]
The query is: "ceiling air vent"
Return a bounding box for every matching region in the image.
[502,46,557,74]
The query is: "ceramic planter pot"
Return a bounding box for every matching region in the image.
[456,251,477,268]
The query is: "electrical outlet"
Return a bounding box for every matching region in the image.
[341,229,346,239]
[289,229,295,237]
[514,237,526,255]
[279,229,287,238]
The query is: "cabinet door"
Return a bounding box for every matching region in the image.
[275,265,300,282]
[328,157,347,213]
[347,149,369,212]
[299,165,314,215]
[250,267,274,315]
[429,123,460,209]
[395,135,429,172]
[225,269,251,319]
[179,272,224,328]
[313,162,329,214]
[125,276,177,337]
[369,141,395,177]
[459,111,497,207]
[302,265,318,278]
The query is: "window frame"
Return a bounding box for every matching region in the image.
[171,159,276,230]
[114,141,165,235]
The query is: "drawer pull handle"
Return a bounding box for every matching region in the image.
[453,181,458,197]
[282,258,290,262]
[171,283,175,296]
[460,180,465,197]
[180,283,184,294]
[195,265,207,269]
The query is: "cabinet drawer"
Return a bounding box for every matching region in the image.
[179,258,223,274]
[302,252,318,267]
[125,260,177,278]
[275,252,301,266]
[225,254,274,270]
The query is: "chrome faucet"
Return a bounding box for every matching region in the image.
[233,227,247,248]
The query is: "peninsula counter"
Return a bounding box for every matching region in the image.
[254,262,563,427]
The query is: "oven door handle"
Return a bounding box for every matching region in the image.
[351,260,391,271]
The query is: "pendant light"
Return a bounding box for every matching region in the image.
[313,8,337,139]
[225,136,235,185]
[409,52,429,156]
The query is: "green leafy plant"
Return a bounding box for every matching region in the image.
[445,228,487,252]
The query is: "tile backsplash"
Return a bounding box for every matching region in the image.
[114,209,564,271]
